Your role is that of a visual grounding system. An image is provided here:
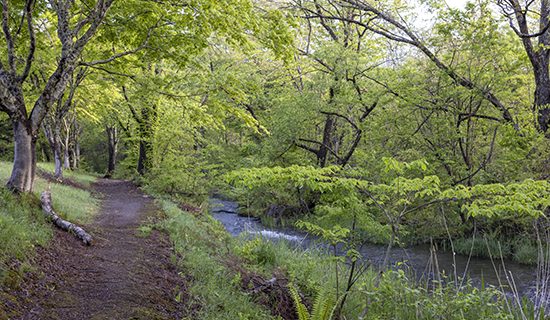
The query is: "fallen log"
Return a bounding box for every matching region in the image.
[40,191,93,246]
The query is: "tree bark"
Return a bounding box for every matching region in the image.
[106,126,118,177]
[318,113,335,168]
[498,0,550,132]
[43,119,64,180]
[41,191,92,245]
[74,140,80,169]
[7,119,36,192]
[137,139,152,175]
[62,117,72,170]
[534,69,550,132]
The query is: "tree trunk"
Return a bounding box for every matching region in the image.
[63,147,70,169]
[137,139,149,175]
[41,140,51,163]
[53,125,63,180]
[318,113,335,168]
[136,105,156,175]
[41,191,92,245]
[54,147,63,180]
[7,120,36,192]
[106,126,118,177]
[62,119,71,170]
[534,69,550,133]
[74,140,80,169]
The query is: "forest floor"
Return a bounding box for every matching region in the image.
[8,179,187,320]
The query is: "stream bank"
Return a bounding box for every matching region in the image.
[210,198,540,300]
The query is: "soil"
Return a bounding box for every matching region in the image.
[2,179,188,320]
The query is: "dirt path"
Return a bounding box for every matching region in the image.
[16,179,187,320]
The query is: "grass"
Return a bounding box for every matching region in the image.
[452,234,546,265]
[0,162,100,224]
[157,200,275,320]
[37,162,98,187]
[0,161,99,288]
[453,235,512,260]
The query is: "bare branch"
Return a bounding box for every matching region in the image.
[19,0,36,83]
[336,0,516,126]
[2,0,15,72]
[298,138,342,161]
[79,24,154,67]
[454,127,498,185]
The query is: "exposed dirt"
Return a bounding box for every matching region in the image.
[3,179,188,320]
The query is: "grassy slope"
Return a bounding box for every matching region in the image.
[0,162,99,287]
[158,200,275,320]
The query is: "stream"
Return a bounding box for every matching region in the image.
[210,198,541,299]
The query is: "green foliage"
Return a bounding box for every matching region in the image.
[441,179,550,218]
[362,269,517,319]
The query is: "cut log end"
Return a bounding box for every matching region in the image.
[41,191,93,246]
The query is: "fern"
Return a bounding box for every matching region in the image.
[289,284,310,320]
[311,287,335,320]
[289,284,337,320]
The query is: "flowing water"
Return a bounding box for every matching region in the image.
[210,198,541,299]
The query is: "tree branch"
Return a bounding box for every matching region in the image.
[335,0,516,127]
[1,0,15,72]
[19,0,36,83]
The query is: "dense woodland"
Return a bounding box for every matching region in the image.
[0,0,550,319]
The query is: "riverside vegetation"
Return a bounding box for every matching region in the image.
[0,0,550,319]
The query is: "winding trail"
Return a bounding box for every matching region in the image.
[19,179,186,319]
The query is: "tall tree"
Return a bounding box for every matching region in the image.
[0,0,116,192]
[498,0,550,133]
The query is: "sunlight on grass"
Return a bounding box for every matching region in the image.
[0,162,99,224]
[0,161,100,287]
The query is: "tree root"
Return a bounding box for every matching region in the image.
[40,191,93,245]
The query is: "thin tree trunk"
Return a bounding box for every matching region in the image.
[53,125,63,180]
[318,114,335,168]
[106,126,118,177]
[62,119,71,170]
[41,140,51,163]
[137,140,149,175]
[53,148,63,179]
[7,120,36,192]
[74,140,80,169]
